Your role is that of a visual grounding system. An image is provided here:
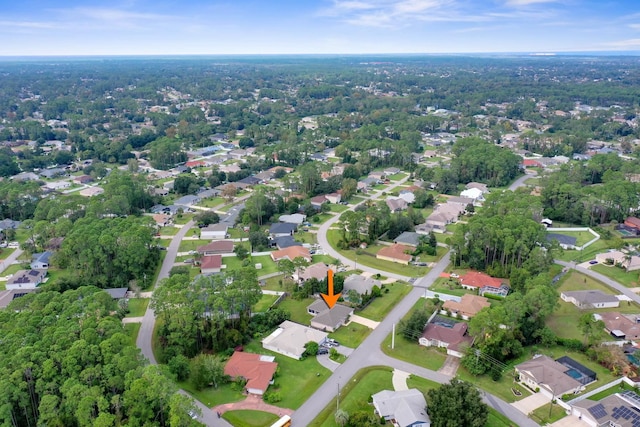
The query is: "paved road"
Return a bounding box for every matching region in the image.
[316,177,413,282]
[0,248,24,274]
[556,260,640,304]
[508,170,537,191]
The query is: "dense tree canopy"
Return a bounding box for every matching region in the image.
[427,380,488,427]
[0,286,197,427]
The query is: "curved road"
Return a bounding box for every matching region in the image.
[556,260,640,304]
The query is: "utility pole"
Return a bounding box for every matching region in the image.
[392,323,395,349]
[337,381,340,411]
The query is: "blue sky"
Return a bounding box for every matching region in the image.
[1,0,640,55]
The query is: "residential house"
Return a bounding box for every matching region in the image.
[384,167,401,176]
[386,197,408,212]
[309,153,327,162]
[269,222,297,239]
[200,255,223,274]
[261,320,328,360]
[459,187,485,205]
[522,159,544,168]
[0,289,37,309]
[238,176,261,187]
[419,212,453,234]
[104,288,128,300]
[397,190,416,204]
[279,213,307,225]
[418,321,474,358]
[561,290,620,309]
[394,231,421,247]
[174,195,201,207]
[307,301,354,332]
[294,262,329,283]
[310,195,329,209]
[270,246,312,263]
[200,224,229,240]
[596,312,640,340]
[465,182,489,193]
[12,172,39,182]
[197,240,234,256]
[571,391,640,427]
[372,389,430,427]
[458,271,510,297]
[73,175,93,185]
[546,233,578,250]
[0,219,21,231]
[229,149,248,160]
[515,355,586,399]
[343,274,381,296]
[369,171,386,181]
[152,214,172,227]
[196,188,220,199]
[596,250,627,265]
[274,235,301,249]
[6,270,46,290]
[39,168,66,179]
[377,244,413,265]
[44,180,70,191]
[442,294,491,320]
[223,351,278,395]
[624,217,640,231]
[325,193,341,204]
[357,177,378,192]
[446,196,474,208]
[79,186,104,197]
[30,252,52,270]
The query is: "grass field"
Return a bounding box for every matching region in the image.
[309,367,393,427]
[178,239,211,252]
[591,264,639,288]
[0,247,16,261]
[556,238,614,263]
[358,281,411,321]
[253,294,279,312]
[173,213,195,225]
[380,299,447,371]
[1,263,29,277]
[587,381,634,401]
[530,402,567,425]
[328,204,349,213]
[227,228,249,240]
[158,226,180,236]
[178,379,245,407]
[123,323,141,343]
[126,298,149,317]
[222,410,279,427]
[548,229,597,246]
[277,297,314,324]
[196,197,225,208]
[548,271,640,341]
[328,322,372,348]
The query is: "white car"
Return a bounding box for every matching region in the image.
[7,242,19,248]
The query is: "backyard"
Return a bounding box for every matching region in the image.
[253,294,279,313]
[125,298,149,317]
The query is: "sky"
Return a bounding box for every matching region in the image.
[2,0,640,56]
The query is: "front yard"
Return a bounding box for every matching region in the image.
[357,281,412,321]
[328,322,372,348]
[591,264,639,288]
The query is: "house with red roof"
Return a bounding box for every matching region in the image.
[200,255,222,274]
[197,240,234,256]
[624,216,640,231]
[270,246,312,263]
[185,160,206,168]
[223,351,278,395]
[376,244,413,265]
[522,159,544,168]
[419,321,474,358]
[458,271,509,297]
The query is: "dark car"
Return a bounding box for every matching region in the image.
[317,348,329,355]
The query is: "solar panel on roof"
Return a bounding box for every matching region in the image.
[589,403,607,419]
[622,390,640,409]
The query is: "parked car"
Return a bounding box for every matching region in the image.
[317,348,329,355]
[188,410,198,419]
[589,260,598,265]
[184,259,194,264]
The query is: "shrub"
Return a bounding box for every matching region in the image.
[264,391,282,403]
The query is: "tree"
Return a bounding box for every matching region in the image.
[148,137,187,170]
[190,354,227,390]
[221,184,238,202]
[400,306,431,340]
[335,408,349,427]
[249,231,269,251]
[278,258,296,278]
[173,173,200,195]
[303,341,319,358]
[196,210,220,227]
[341,178,357,201]
[234,245,249,260]
[427,380,488,427]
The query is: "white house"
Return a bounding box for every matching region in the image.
[261,321,328,360]
[460,187,485,205]
[560,290,620,309]
[200,224,229,240]
[372,389,430,427]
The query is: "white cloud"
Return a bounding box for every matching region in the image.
[503,0,559,6]
[601,38,640,49]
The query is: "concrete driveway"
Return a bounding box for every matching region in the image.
[511,393,550,415]
[550,415,588,427]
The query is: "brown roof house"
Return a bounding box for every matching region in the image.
[376,244,412,265]
[270,246,312,263]
[625,217,640,230]
[515,355,589,399]
[223,351,278,395]
[294,262,330,283]
[442,294,491,320]
[197,240,234,256]
[458,271,510,297]
[200,255,223,274]
[418,319,474,358]
[596,312,640,340]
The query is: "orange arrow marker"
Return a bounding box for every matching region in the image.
[320,269,341,309]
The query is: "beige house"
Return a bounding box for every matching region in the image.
[515,355,587,399]
[442,294,491,320]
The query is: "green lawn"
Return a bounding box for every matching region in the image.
[389,172,407,181]
[0,247,16,260]
[252,255,279,275]
[150,251,167,289]
[591,264,639,288]
[222,410,279,427]
[326,229,437,277]
[311,213,334,225]
[1,263,29,277]
[158,226,180,236]
[328,322,372,348]
[174,213,195,225]
[277,297,314,324]
[253,294,279,312]
[327,203,348,213]
[243,341,330,409]
[309,367,393,427]
[430,277,470,297]
[548,230,597,246]
[530,402,567,425]
[126,298,149,317]
[380,298,447,372]
[178,379,245,408]
[311,255,336,265]
[178,239,211,252]
[587,381,634,401]
[227,228,249,240]
[123,323,141,344]
[358,281,411,321]
[296,231,317,245]
[556,238,614,262]
[197,197,225,208]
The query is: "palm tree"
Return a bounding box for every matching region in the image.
[334,409,349,427]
